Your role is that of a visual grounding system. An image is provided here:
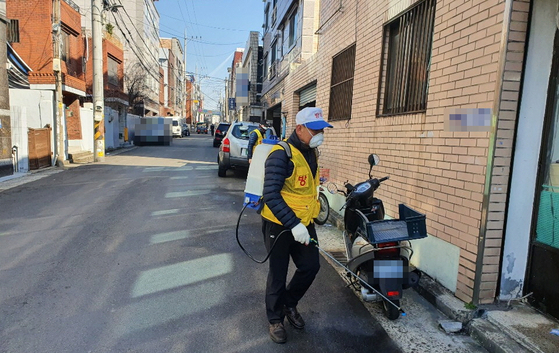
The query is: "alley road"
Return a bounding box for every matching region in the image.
[0,133,399,353]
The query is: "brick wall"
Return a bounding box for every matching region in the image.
[474,0,530,304]
[8,0,85,91]
[7,0,53,74]
[64,97,81,140]
[280,0,524,304]
[85,36,126,97]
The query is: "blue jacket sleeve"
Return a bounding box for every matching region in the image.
[262,148,299,229]
[247,131,258,159]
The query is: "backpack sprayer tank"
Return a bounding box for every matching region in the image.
[244,138,280,209]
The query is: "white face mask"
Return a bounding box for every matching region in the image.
[306,126,324,148]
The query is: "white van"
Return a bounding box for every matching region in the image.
[171,117,184,137]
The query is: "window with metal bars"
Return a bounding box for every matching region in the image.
[328,44,356,121]
[377,0,436,116]
[7,19,19,43]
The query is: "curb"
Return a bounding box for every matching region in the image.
[322,209,539,353]
[469,318,532,353]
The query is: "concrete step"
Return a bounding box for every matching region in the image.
[470,318,532,353]
[68,151,94,164]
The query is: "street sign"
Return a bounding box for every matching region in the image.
[228,98,236,110]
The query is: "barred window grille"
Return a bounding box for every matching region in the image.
[378,0,436,116]
[7,19,19,43]
[328,44,356,121]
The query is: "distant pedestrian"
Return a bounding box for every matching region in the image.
[247,121,271,163]
[210,124,215,136]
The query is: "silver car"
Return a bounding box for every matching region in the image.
[217,121,259,177]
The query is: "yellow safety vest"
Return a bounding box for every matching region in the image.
[251,129,264,154]
[261,143,320,226]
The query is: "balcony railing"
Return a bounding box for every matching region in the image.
[63,0,80,12]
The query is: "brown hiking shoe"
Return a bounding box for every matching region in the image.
[269,322,287,343]
[284,306,305,329]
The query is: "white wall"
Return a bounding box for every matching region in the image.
[78,107,94,153]
[500,0,557,299]
[10,105,29,172]
[10,89,54,128]
[9,89,55,172]
[104,107,120,150]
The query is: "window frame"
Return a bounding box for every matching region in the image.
[60,30,70,62]
[288,9,297,48]
[7,19,19,43]
[376,0,436,117]
[328,44,357,122]
[107,54,120,87]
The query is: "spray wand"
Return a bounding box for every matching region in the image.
[236,202,405,315]
[309,238,406,316]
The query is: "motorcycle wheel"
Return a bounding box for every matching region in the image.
[382,299,400,320]
[315,193,330,225]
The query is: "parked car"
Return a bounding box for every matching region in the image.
[196,123,208,134]
[181,123,190,137]
[217,121,259,177]
[213,122,231,147]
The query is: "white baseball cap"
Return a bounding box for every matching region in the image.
[295,107,333,130]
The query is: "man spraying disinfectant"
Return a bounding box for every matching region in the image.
[244,107,333,343]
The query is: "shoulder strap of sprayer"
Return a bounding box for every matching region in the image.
[278,141,291,158]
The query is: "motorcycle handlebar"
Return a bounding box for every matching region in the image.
[379,176,389,183]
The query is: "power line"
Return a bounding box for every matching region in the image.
[159,28,245,45]
[159,13,256,32]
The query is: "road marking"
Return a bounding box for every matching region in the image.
[165,190,210,198]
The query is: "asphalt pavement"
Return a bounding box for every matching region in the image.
[0,134,401,352]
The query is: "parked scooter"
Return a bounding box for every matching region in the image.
[321,153,427,320]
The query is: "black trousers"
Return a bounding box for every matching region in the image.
[262,219,320,324]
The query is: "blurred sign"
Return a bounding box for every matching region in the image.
[228,98,236,110]
[236,67,249,106]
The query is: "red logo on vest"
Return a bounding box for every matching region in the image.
[298,175,307,187]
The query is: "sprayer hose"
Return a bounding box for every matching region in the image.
[235,202,288,263]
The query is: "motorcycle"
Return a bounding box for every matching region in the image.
[320,153,427,320]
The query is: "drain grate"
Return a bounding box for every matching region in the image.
[327,251,347,265]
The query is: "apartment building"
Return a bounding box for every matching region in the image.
[226,49,245,122]
[261,0,320,131]
[263,0,559,320]
[159,37,185,117]
[185,74,194,124]
[112,0,160,116]
[83,32,128,149]
[237,31,264,123]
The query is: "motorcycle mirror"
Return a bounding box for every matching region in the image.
[368,154,380,167]
[326,183,338,194]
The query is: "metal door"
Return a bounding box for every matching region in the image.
[28,127,52,170]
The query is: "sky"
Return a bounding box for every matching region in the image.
[154,0,265,111]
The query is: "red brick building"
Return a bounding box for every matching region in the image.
[185,76,194,124]
[7,0,86,140]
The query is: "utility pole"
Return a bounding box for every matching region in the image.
[53,0,65,166]
[92,0,104,161]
